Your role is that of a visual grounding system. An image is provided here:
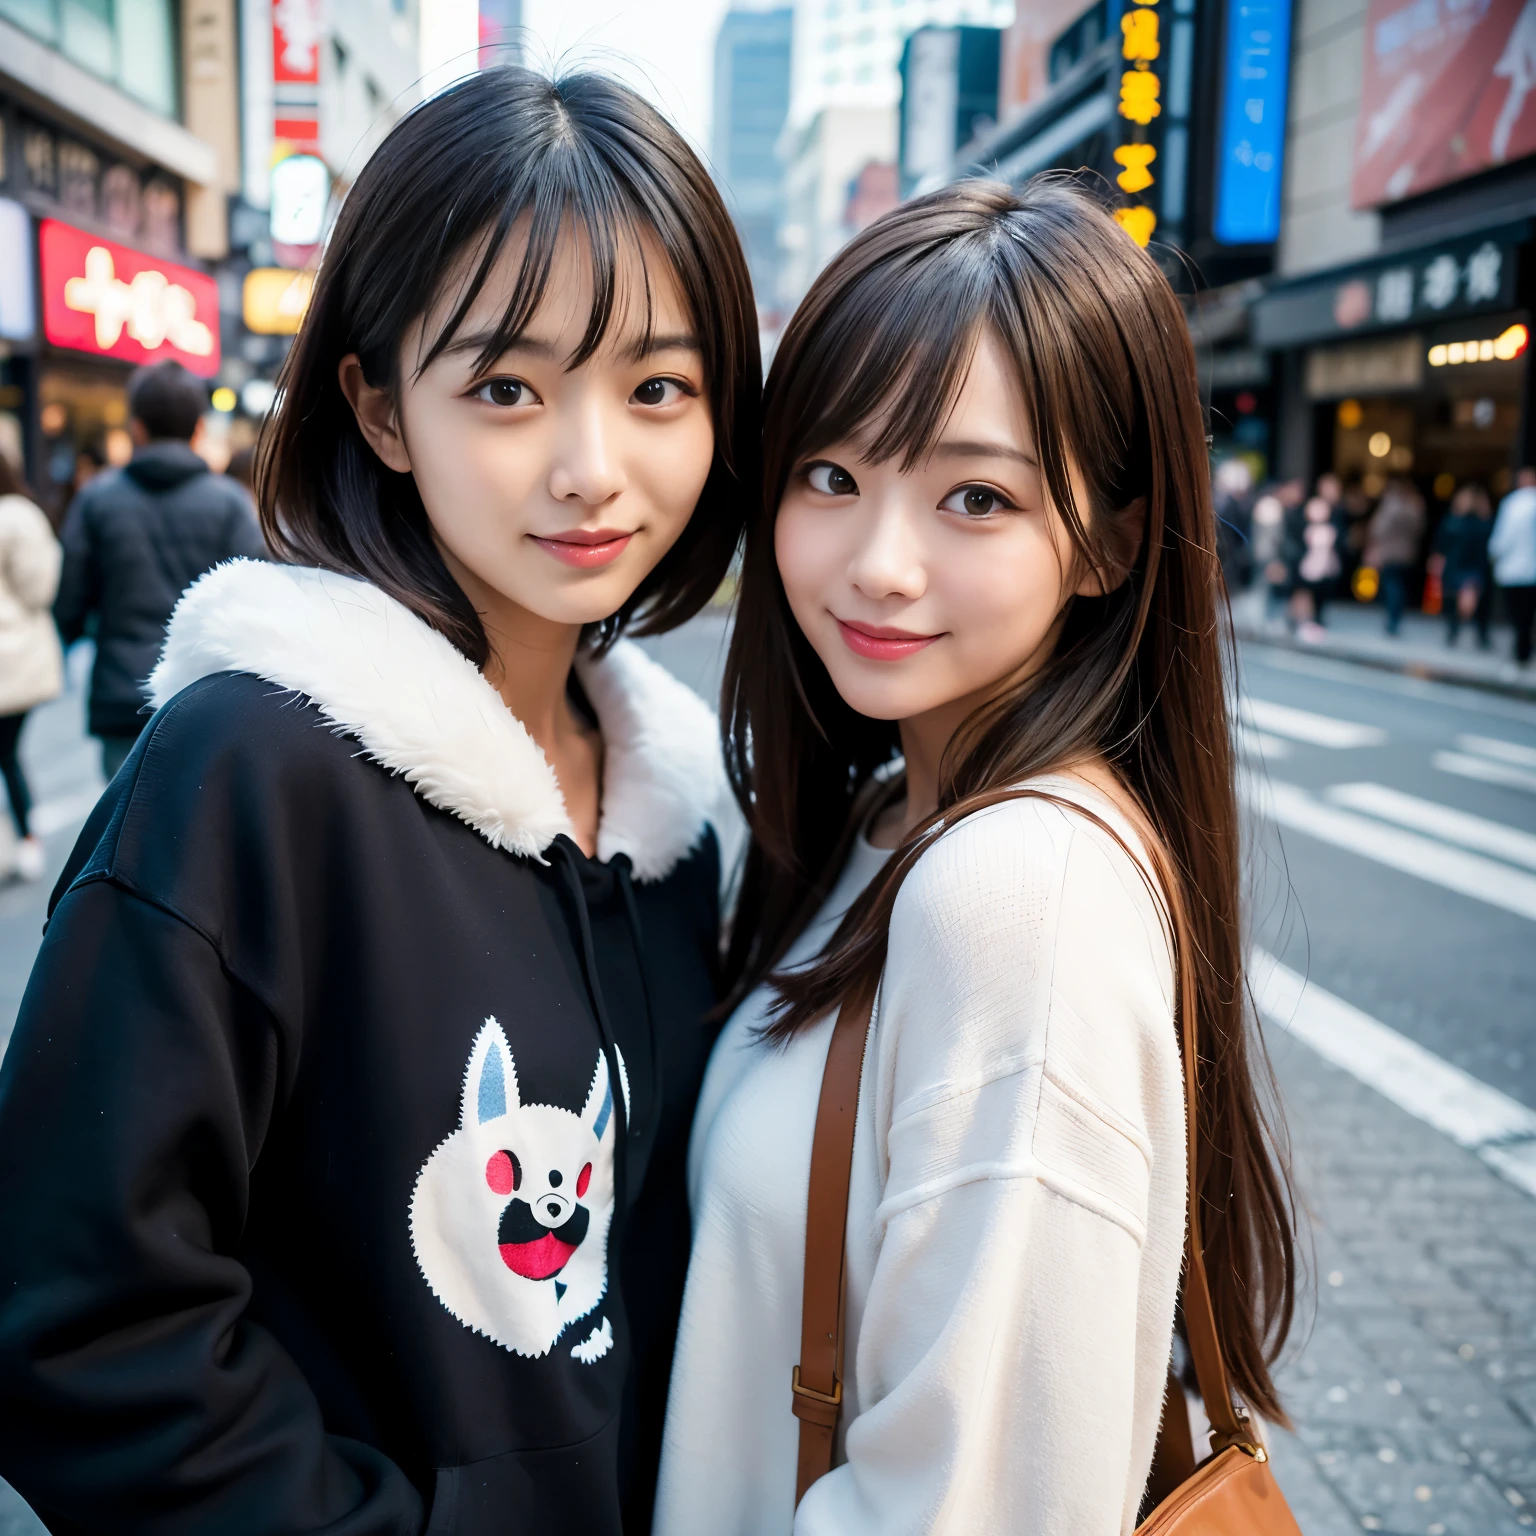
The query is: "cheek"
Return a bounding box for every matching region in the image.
[938,523,1071,660]
[774,502,836,617]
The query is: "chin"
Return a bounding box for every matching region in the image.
[818,658,938,723]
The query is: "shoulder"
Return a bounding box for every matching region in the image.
[883,785,1174,1067]
[0,494,48,535]
[55,672,383,913]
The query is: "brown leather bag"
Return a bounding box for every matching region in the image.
[791,788,1302,1534]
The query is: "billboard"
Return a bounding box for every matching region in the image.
[1353,0,1536,208]
[1213,0,1292,244]
[40,219,220,376]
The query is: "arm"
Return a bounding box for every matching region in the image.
[3,498,63,611]
[796,804,1178,1536]
[52,491,98,644]
[0,878,423,1534]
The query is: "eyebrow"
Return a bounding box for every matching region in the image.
[933,439,1039,467]
[442,329,702,366]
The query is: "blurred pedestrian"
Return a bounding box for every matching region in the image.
[225,444,255,491]
[1490,465,1536,666]
[53,361,267,780]
[1295,491,1342,640]
[1432,483,1494,650]
[1365,477,1426,636]
[1253,478,1300,622]
[0,453,63,881]
[1212,457,1254,592]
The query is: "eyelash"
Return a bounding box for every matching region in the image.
[802,462,1018,519]
[471,374,697,408]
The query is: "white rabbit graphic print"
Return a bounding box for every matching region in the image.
[410,1017,621,1360]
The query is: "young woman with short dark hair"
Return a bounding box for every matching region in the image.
[0,67,757,1535]
[657,179,1297,1534]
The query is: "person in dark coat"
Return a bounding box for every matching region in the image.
[53,361,267,779]
[1432,483,1494,648]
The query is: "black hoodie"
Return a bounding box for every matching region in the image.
[0,560,726,1535]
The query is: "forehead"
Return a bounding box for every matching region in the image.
[423,216,693,368]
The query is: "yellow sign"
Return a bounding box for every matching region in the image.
[1427,323,1529,367]
[1113,206,1158,248]
[242,268,315,335]
[1113,144,1157,193]
[1121,9,1159,62]
[1119,69,1161,125]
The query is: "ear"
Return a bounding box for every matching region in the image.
[338,352,412,474]
[461,1017,519,1129]
[1076,496,1147,597]
[581,1048,629,1145]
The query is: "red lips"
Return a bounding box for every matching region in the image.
[835,618,942,660]
[529,528,635,569]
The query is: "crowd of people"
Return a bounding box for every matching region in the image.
[1215,458,1536,665]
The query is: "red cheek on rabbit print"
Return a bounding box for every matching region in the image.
[486,1150,521,1196]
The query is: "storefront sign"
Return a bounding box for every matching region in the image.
[274,0,322,149]
[1353,0,1536,208]
[243,267,314,334]
[1112,0,1165,248]
[1213,0,1291,245]
[269,154,329,257]
[1252,233,1521,349]
[0,199,34,343]
[39,219,220,376]
[1304,335,1423,400]
[1427,324,1530,368]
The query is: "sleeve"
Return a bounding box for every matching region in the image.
[3,498,63,611]
[795,805,1173,1536]
[52,491,97,644]
[1488,504,1512,564]
[0,877,424,1535]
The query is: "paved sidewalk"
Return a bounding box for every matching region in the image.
[1231,588,1536,702]
[1265,1026,1536,1536]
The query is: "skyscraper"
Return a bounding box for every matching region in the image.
[712,8,794,314]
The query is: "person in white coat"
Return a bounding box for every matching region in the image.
[656,182,1299,1535]
[0,453,62,880]
[1490,466,1536,665]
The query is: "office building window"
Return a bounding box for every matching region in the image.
[1,0,178,117]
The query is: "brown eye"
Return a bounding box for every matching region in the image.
[807,462,857,496]
[940,484,1012,518]
[476,377,536,408]
[632,377,685,406]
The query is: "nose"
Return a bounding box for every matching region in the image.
[846,496,927,603]
[547,392,626,508]
[537,1192,572,1227]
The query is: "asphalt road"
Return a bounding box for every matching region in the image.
[1,620,1534,1535]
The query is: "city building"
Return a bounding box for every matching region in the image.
[0,0,237,505]
[711,7,793,316]
[1255,0,1536,517]
[0,0,419,499]
[899,24,1001,198]
[778,0,1010,305]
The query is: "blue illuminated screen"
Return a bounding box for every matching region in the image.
[1214,0,1293,246]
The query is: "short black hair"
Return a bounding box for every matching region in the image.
[259,66,762,665]
[128,362,206,441]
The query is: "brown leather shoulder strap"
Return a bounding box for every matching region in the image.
[793,983,875,1505]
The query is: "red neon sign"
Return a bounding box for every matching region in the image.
[273,0,321,149]
[40,219,220,377]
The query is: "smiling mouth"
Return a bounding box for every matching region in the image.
[835,618,943,660]
[530,528,635,569]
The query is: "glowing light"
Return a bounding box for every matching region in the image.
[1368,431,1392,458]
[1338,399,1363,429]
[1118,70,1161,125]
[211,387,237,413]
[1121,8,1160,62]
[1113,205,1158,247]
[1427,324,1528,366]
[1113,143,1158,193]
[1352,566,1380,602]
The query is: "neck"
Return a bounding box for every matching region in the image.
[438,546,584,752]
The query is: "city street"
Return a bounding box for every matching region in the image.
[2,621,1535,1535]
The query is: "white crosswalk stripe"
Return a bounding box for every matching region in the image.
[1239,697,1387,749]
[1250,948,1536,1201]
[1244,777,1536,922]
[1325,781,1536,872]
[1456,733,1536,769]
[1433,749,1536,796]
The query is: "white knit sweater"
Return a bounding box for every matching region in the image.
[654,777,1185,1535]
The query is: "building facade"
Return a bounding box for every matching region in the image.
[712,7,793,317]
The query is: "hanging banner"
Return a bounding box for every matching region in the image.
[40,219,221,375]
[1353,0,1536,208]
[273,0,322,150]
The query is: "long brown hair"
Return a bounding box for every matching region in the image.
[257,66,760,664]
[722,179,1297,1425]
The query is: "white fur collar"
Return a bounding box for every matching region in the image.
[148,559,724,880]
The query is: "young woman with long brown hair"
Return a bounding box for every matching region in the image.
[654,180,1297,1533]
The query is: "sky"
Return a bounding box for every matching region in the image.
[419,0,740,158]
